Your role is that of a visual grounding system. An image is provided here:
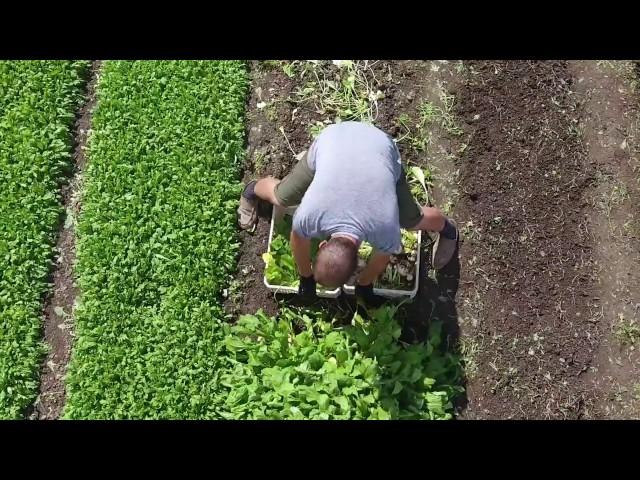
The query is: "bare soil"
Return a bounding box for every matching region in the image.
[568,60,640,419]
[31,61,101,420]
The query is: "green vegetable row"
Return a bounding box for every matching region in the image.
[0,61,89,419]
[216,305,463,419]
[63,61,248,418]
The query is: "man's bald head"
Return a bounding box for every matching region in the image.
[313,236,358,288]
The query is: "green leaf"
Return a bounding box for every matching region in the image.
[318,394,330,411]
[376,408,391,420]
[392,381,403,395]
[335,396,349,412]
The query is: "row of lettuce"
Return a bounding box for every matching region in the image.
[0,61,90,418]
[1,60,462,419]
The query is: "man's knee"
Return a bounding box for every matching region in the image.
[273,179,298,207]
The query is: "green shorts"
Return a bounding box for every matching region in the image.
[273,153,424,229]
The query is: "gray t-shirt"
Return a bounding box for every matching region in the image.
[292,121,403,254]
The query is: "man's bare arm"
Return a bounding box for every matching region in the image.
[357,251,391,286]
[290,230,313,277]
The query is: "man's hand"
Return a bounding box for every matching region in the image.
[355,283,386,308]
[298,274,317,298]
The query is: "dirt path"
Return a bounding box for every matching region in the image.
[453,61,600,419]
[31,61,101,420]
[568,60,640,418]
[224,62,300,318]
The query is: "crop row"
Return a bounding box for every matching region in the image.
[0,61,89,419]
[63,61,248,418]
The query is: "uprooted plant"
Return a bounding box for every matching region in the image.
[283,60,385,135]
[348,230,420,292]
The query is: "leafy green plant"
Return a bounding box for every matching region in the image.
[63,61,248,419]
[308,120,328,139]
[263,234,298,287]
[215,305,463,419]
[407,165,433,205]
[281,61,298,78]
[263,214,300,288]
[0,60,89,419]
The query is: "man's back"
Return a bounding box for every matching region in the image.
[293,122,403,254]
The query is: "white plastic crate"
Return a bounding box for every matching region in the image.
[263,205,341,299]
[342,231,421,299]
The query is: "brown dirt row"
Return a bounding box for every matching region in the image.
[30,61,101,420]
[569,60,640,419]
[452,61,635,419]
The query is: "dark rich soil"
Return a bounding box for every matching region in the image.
[31,61,101,420]
[223,62,307,318]
[372,61,465,348]
[453,61,601,419]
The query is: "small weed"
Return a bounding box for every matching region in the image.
[633,384,640,401]
[491,366,519,394]
[281,61,299,78]
[406,165,433,205]
[262,60,282,71]
[623,218,640,237]
[396,93,462,154]
[595,172,629,216]
[308,120,328,139]
[258,100,278,122]
[441,200,454,216]
[459,336,482,379]
[253,151,266,174]
[596,60,616,70]
[461,220,482,241]
[568,121,582,138]
[438,91,464,136]
[613,313,640,346]
[226,279,244,305]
